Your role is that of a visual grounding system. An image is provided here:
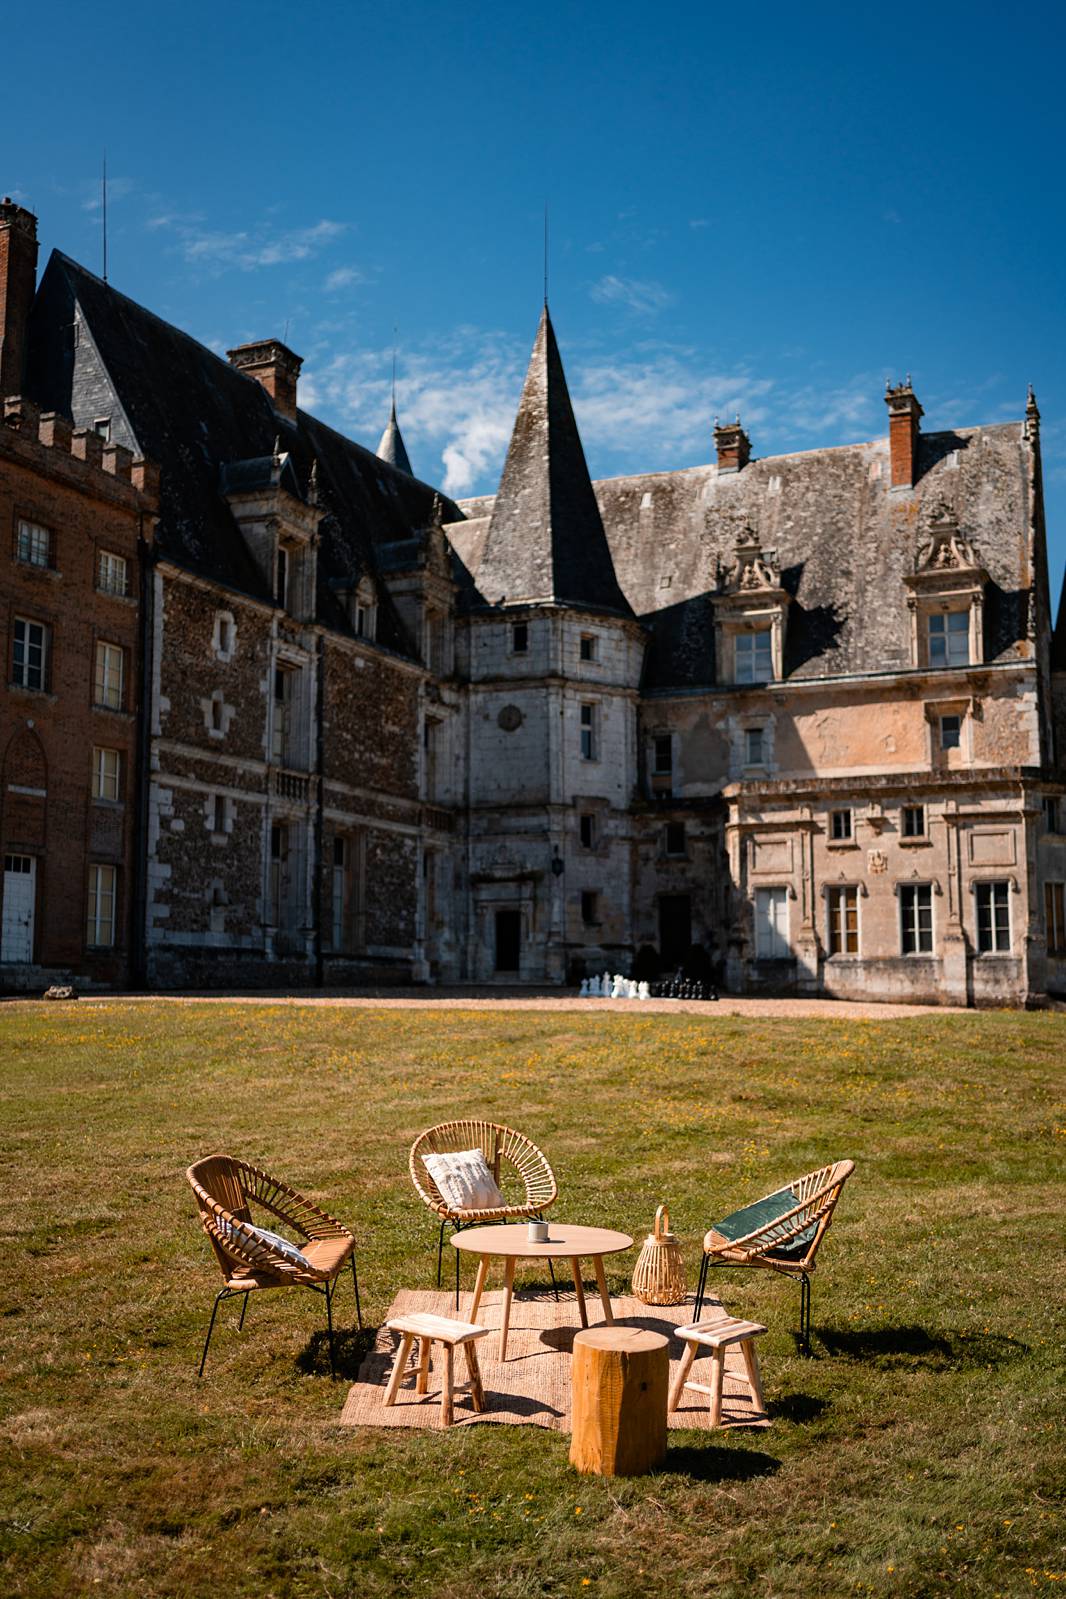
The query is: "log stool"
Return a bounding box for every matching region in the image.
[668,1317,767,1426]
[383,1312,488,1427]
[569,1326,669,1476]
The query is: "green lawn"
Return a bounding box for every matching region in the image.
[1,1001,1063,1598]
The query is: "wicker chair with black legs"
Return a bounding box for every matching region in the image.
[186,1154,362,1379]
[694,1160,854,1356]
[410,1121,559,1309]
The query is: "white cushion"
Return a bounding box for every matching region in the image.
[422,1148,506,1211]
[224,1218,310,1269]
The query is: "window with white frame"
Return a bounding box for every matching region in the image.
[827,885,859,955]
[213,611,235,661]
[272,668,291,762]
[94,641,125,709]
[86,864,117,947]
[92,747,121,802]
[209,794,226,835]
[754,886,790,959]
[580,703,597,761]
[13,618,47,690]
[975,881,1010,953]
[16,519,52,568]
[96,550,129,596]
[734,628,773,684]
[1046,882,1066,956]
[900,883,933,954]
[927,609,970,668]
[830,809,852,841]
[744,726,765,767]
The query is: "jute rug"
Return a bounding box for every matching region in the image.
[339,1287,772,1432]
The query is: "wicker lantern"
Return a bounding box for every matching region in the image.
[631,1204,687,1306]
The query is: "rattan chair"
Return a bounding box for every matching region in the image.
[186,1154,361,1378]
[694,1160,854,1355]
[409,1120,558,1306]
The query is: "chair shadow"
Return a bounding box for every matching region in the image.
[659,1444,781,1484]
[815,1324,1028,1369]
[296,1323,376,1381]
[766,1392,829,1424]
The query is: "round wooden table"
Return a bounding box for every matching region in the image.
[452,1223,633,1361]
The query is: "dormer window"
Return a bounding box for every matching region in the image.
[353,579,377,642]
[734,628,773,684]
[905,511,987,670]
[713,530,789,685]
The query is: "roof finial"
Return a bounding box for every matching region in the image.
[1026,383,1040,438]
[272,434,281,465]
[309,457,319,504]
[391,328,397,415]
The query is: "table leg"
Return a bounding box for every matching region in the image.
[592,1254,614,1324]
[499,1255,516,1361]
[469,1254,490,1322]
[570,1257,588,1327]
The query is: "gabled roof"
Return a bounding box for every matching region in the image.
[26,252,460,657]
[473,305,632,617]
[376,400,413,476]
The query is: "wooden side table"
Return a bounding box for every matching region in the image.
[570,1327,669,1476]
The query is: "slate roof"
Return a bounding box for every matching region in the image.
[376,400,413,476]
[456,421,1043,691]
[470,306,632,617]
[25,252,459,659]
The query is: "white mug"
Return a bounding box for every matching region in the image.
[528,1219,549,1244]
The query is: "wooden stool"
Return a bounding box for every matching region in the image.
[569,1326,669,1476]
[383,1312,489,1427]
[668,1317,767,1426]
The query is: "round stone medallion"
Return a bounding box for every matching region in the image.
[497,704,524,732]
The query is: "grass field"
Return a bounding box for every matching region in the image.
[0,1000,1063,1598]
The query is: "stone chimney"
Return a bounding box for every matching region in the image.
[0,198,39,397]
[885,378,923,489]
[227,338,302,421]
[714,416,751,475]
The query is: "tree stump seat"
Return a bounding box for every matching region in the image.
[569,1326,669,1476]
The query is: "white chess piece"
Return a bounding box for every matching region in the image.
[579,977,588,997]
[611,973,625,999]
[600,973,611,997]
[638,981,651,1000]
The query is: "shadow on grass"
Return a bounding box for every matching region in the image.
[815,1324,1029,1368]
[659,1444,781,1483]
[767,1392,829,1424]
[296,1323,377,1382]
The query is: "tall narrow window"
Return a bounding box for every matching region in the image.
[332,836,349,951]
[86,864,117,947]
[97,550,129,596]
[580,634,597,662]
[270,823,288,924]
[580,703,597,761]
[900,884,933,954]
[579,813,596,850]
[94,642,125,709]
[16,519,52,568]
[1046,882,1066,956]
[734,628,773,684]
[928,610,970,668]
[830,809,852,841]
[1044,797,1060,834]
[902,805,926,838]
[13,618,47,691]
[664,821,686,857]
[581,890,599,926]
[272,669,290,762]
[275,546,288,608]
[511,621,529,655]
[827,885,859,955]
[939,714,961,751]
[754,887,790,959]
[975,881,1010,953]
[744,726,765,767]
[92,747,121,802]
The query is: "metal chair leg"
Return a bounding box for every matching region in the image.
[352,1254,363,1329]
[694,1253,709,1320]
[548,1257,559,1301]
[436,1221,445,1288]
[237,1292,250,1332]
[198,1288,228,1378]
[454,1235,461,1311]
[799,1272,812,1356]
[324,1280,336,1378]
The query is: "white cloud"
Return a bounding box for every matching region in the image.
[590,274,673,315]
[324,266,361,292]
[83,176,137,213]
[153,214,347,272]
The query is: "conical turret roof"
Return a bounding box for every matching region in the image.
[475,306,632,615]
[376,400,413,476]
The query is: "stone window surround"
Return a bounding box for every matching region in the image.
[822,878,866,958]
[737,712,773,775]
[204,790,235,841]
[212,609,237,662]
[716,607,786,686]
[968,875,1019,956]
[202,689,235,742]
[894,876,942,956]
[925,696,976,765]
[827,808,855,846]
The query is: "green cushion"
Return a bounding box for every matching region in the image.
[714,1186,818,1257]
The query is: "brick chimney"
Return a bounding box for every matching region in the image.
[714,415,751,474]
[0,198,39,397]
[885,378,923,489]
[227,338,302,421]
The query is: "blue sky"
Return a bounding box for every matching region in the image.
[7,0,1066,604]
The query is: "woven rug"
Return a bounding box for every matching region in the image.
[339,1286,772,1432]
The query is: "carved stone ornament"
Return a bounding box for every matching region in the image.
[497,704,524,732]
[867,849,888,875]
[917,508,980,573]
[720,528,781,595]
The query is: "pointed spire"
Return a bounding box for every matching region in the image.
[376,395,413,476]
[1026,383,1040,441]
[476,306,632,615]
